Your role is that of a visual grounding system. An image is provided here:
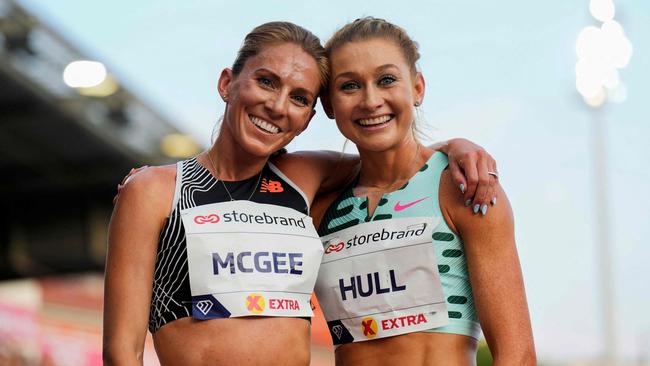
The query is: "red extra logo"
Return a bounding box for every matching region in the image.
[324,241,344,254]
[194,214,220,224]
[260,178,284,193]
[381,313,427,330]
[269,298,300,311]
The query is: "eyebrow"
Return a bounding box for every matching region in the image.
[333,63,401,82]
[253,68,316,99]
[253,67,280,80]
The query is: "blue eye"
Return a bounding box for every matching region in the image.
[378,75,397,86]
[258,77,273,88]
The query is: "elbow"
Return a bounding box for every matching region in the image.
[102,343,143,366]
[517,347,537,366]
[493,345,537,366]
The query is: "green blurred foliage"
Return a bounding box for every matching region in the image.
[477,340,493,366]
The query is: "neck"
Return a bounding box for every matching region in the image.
[205,128,268,181]
[357,136,429,191]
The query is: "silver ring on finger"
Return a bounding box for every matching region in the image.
[488,171,499,179]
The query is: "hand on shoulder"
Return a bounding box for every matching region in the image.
[114,165,177,223]
[438,168,513,238]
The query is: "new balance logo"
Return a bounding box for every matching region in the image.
[260,178,283,193]
[196,300,213,315]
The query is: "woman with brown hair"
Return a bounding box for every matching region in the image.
[103,21,497,365]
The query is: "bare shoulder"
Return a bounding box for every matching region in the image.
[271,150,318,172]
[439,168,513,237]
[270,151,353,203]
[269,153,319,203]
[121,164,175,194]
[278,150,359,193]
[104,166,176,352]
[272,150,342,172]
[440,170,533,363]
[116,164,177,217]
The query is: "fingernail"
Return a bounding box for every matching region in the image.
[130,168,134,173]
[465,199,472,207]
[459,184,465,194]
[481,204,488,216]
[491,197,497,205]
[473,204,480,214]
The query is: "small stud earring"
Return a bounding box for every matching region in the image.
[414,101,421,107]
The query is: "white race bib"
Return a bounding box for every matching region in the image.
[181,200,323,319]
[315,217,448,344]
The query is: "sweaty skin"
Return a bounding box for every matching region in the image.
[104,43,501,366]
[105,148,494,366]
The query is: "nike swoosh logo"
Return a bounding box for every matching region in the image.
[394,197,429,212]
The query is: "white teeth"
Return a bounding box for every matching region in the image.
[249,115,280,134]
[358,115,392,126]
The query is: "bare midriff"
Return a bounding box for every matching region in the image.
[152,317,311,366]
[334,332,478,366]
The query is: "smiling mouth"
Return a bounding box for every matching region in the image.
[355,114,393,127]
[249,114,281,134]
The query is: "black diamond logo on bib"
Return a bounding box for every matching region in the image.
[327,320,354,344]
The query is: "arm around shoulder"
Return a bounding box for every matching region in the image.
[439,170,536,366]
[272,150,359,202]
[103,166,175,365]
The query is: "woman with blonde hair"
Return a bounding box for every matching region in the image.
[313,17,535,365]
[104,21,498,365]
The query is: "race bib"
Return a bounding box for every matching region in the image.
[181,200,323,319]
[315,217,448,344]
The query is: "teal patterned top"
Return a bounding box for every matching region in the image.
[318,151,481,339]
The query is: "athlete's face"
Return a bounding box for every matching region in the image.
[218,43,320,157]
[326,38,424,153]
